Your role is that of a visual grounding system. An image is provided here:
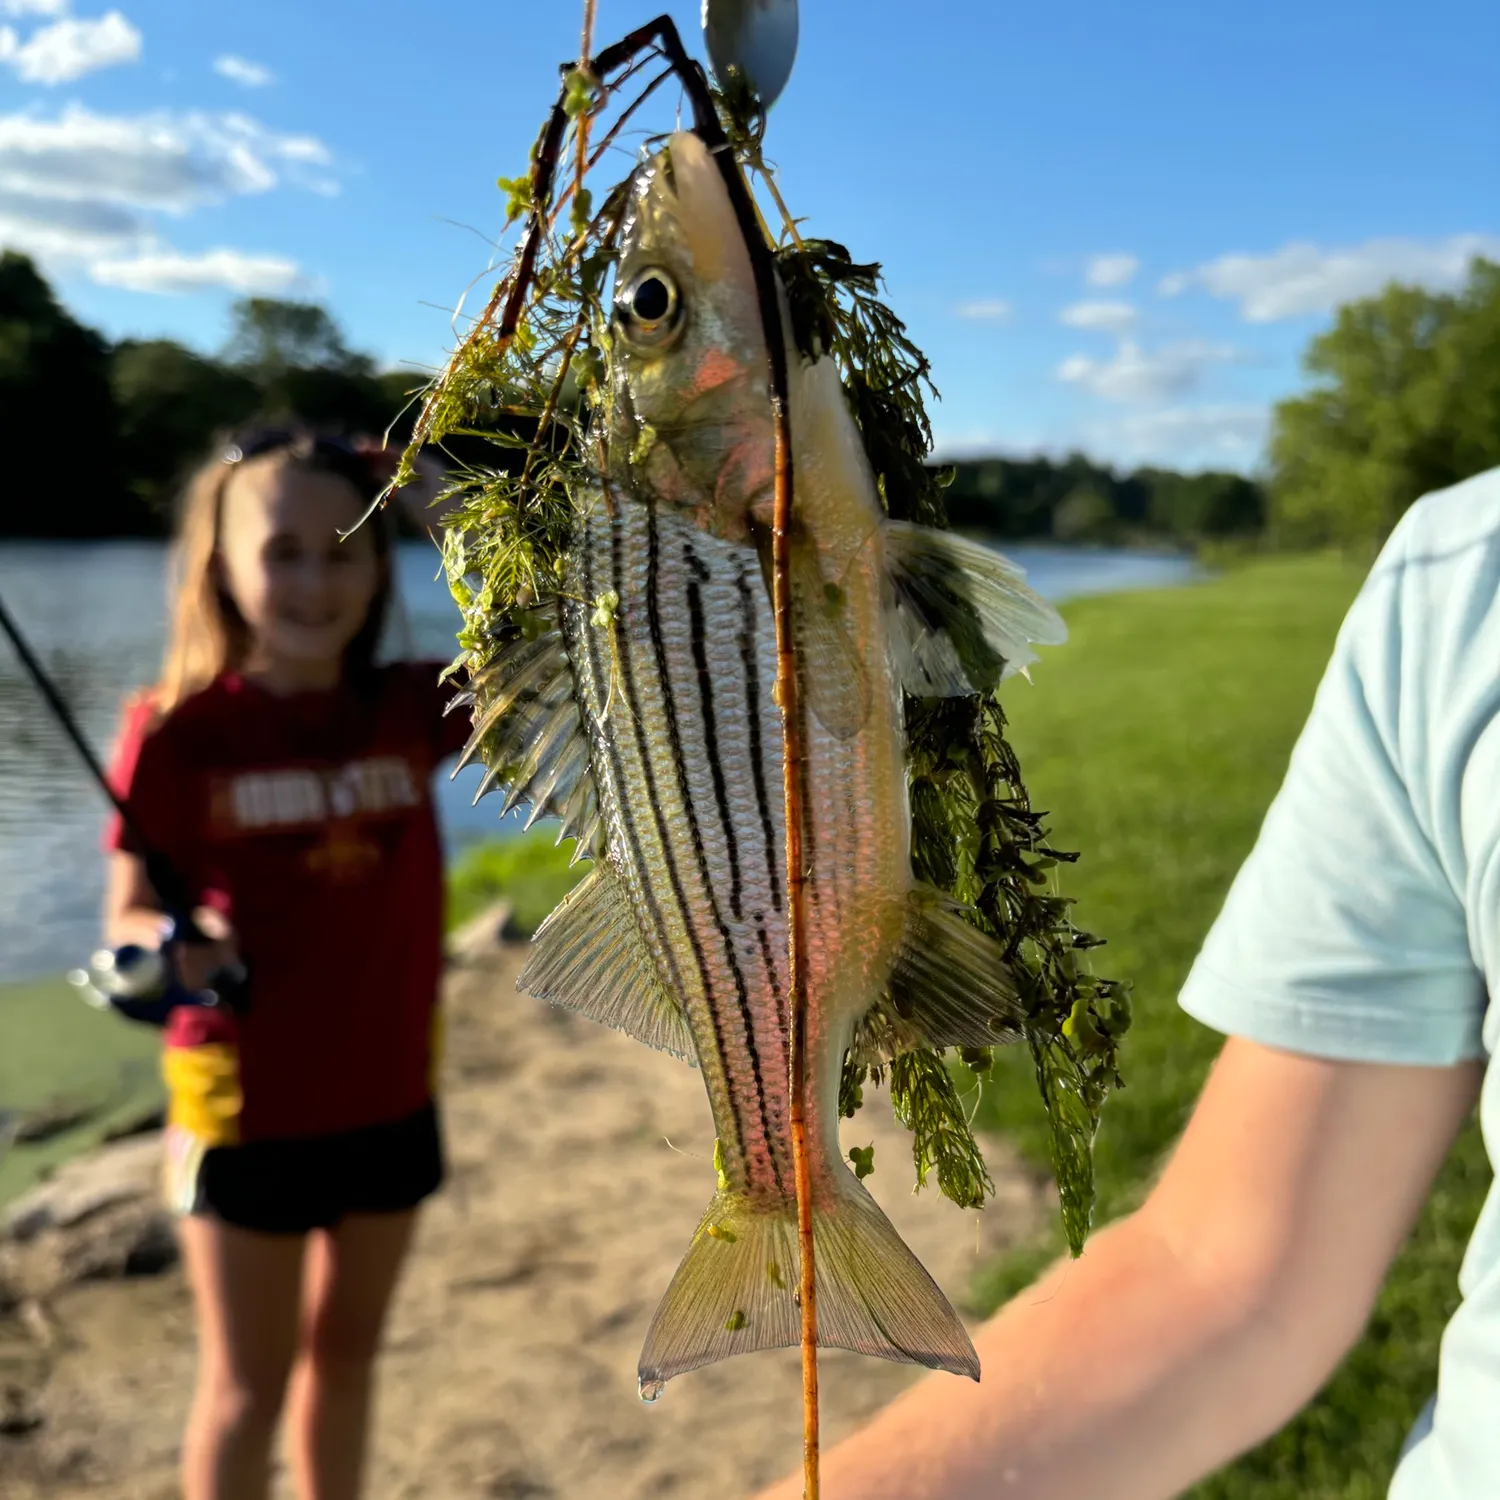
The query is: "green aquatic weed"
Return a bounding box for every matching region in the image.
[393,41,1123,1258]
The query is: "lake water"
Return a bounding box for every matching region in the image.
[0,539,1197,982]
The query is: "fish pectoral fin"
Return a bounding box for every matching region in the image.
[883,520,1068,696]
[456,612,602,856]
[637,1183,978,1393]
[791,531,871,741]
[518,865,696,1063]
[851,885,1027,1066]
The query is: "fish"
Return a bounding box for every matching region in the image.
[456,130,1067,1395]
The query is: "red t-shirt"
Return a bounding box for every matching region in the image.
[106,664,471,1143]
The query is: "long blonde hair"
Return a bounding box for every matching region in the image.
[156,430,394,713]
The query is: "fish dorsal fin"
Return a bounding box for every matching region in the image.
[883,521,1068,696]
[519,863,697,1064]
[451,612,601,856]
[791,530,870,740]
[850,885,1026,1066]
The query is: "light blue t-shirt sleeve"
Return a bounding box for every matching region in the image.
[1180,513,1487,1066]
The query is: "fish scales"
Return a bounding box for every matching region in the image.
[567,496,794,1200]
[799,529,909,1030]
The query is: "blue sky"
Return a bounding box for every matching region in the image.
[2,0,1496,473]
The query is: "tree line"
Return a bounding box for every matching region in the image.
[1,249,1495,547]
[0,252,420,538]
[1271,257,1500,549]
[941,456,1263,544]
[943,257,1499,550]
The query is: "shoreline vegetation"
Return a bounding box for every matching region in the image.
[3,252,1496,556]
[0,248,1263,549]
[5,554,1482,1496]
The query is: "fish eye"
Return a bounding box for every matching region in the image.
[614,267,683,349]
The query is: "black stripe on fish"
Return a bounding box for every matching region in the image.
[577,513,693,1019]
[683,541,743,922]
[609,511,749,1171]
[754,917,786,1037]
[645,505,782,1194]
[734,563,783,915]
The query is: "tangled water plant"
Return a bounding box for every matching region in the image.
[388,17,1126,1259]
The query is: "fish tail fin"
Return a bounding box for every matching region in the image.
[812,1180,980,1380]
[637,1183,979,1396]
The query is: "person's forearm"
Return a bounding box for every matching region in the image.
[755,1045,1480,1498]
[756,1208,1326,1500]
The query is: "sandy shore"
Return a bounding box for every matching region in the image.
[0,931,1051,1499]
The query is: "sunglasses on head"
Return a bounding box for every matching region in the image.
[221,429,360,466]
[212,429,395,553]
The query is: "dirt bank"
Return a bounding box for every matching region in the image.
[1,927,1052,1499]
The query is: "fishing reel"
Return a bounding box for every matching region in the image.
[68,917,249,1028]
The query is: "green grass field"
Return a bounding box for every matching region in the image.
[973,553,1490,1499]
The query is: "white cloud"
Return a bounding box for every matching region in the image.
[0,0,68,15]
[0,104,332,212]
[1057,340,1241,404]
[253,134,327,165]
[1081,404,1270,470]
[1160,234,1500,322]
[0,184,142,260]
[0,10,140,84]
[91,246,302,294]
[930,405,1269,472]
[1060,299,1137,333]
[213,53,273,89]
[954,299,1013,321]
[1085,253,1138,289]
[0,104,334,295]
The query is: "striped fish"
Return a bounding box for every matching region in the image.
[457,131,1067,1397]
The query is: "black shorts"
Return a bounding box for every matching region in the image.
[190,1102,445,1235]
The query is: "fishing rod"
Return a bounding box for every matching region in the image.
[0,590,247,1024]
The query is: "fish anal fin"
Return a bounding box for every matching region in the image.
[519,866,696,1063]
[884,520,1067,696]
[852,885,1026,1066]
[637,1182,978,1392]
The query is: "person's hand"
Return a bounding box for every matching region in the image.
[170,905,241,995]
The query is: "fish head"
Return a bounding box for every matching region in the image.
[608,130,775,539]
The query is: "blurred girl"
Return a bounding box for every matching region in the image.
[105,430,468,1500]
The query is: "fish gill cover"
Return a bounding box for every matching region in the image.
[387,16,1128,1260]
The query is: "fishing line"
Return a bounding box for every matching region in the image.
[0,590,196,927]
[0,592,136,832]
